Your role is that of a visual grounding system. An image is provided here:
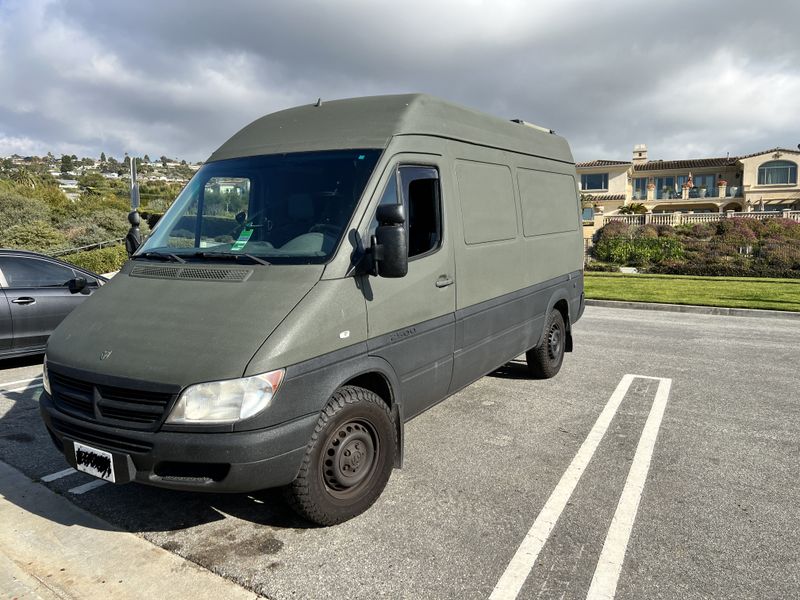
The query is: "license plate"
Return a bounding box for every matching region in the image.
[74,441,116,483]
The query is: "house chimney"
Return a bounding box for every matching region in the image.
[632,144,648,165]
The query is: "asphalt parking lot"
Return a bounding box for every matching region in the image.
[1,305,798,600]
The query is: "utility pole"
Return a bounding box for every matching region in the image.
[125,156,142,256]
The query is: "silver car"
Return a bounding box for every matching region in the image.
[0,249,106,360]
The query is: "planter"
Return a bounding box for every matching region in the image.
[698,188,707,198]
[728,186,739,197]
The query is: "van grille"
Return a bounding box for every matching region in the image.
[50,417,153,454]
[130,264,251,282]
[49,370,178,430]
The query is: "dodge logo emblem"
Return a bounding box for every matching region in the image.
[100,350,113,361]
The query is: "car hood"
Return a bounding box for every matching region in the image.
[46,261,323,388]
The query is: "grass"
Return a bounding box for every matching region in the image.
[584,272,800,312]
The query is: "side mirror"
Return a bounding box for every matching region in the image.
[372,204,408,278]
[68,277,88,294]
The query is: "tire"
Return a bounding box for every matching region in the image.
[526,309,566,379]
[285,385,396,526]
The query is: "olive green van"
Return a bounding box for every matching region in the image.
[40,94,584,525]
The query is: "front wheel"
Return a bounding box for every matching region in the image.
[285,386,396,526]
[526,309,566,379]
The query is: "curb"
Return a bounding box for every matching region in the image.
[0,460,262,600]
[585,299,800,321]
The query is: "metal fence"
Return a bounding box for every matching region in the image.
[52,237,125,257]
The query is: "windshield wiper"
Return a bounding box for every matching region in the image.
[133,251,186,263]
[191,251,270,266]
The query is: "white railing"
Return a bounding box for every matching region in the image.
[603,210,800,227]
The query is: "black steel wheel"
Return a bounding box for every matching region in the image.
[526,309,566,379]
[285,386,396,526]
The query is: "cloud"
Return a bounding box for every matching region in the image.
[1,0,799,162]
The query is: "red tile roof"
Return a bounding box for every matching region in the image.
[633,157,739,172]
[737,147,800,159]
[575,159,631,168]
[581,193,625,201]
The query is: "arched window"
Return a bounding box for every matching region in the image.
[757,160,797,185]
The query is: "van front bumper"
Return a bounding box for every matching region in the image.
[40,391,316,493]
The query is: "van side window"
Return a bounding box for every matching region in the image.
[400,166,441,258]
[369,165,442,259]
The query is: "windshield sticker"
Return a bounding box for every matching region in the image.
[231,228,253,251]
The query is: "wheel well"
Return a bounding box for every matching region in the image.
[342,371,402,468]
[553,298,573,352]
[343,372,393,408]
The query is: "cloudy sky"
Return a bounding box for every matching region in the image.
[1,0,799,163]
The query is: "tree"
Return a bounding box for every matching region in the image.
[60,154,74,174]
[618,202,648,215]
[10,167,37,189]
[100,152,106,163]
[160,155,168,168]
[143,154,150,163]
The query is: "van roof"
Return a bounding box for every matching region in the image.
[208,94,574,164]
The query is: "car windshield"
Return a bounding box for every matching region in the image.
[137,149,382,264]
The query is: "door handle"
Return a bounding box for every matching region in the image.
[435,276,454,288]
[11,297,36,306]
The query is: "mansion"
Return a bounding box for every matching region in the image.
[577,145,800,217]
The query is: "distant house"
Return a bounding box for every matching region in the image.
[577,145,800,215]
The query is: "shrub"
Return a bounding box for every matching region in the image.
[64,245,128,274]
[635,224,659,239]
[595,220,630,241]
[655,224,677,237]
[0,220,69,253]
[0,190,50,231]
[584,261,619,272]
[594,235,684,266]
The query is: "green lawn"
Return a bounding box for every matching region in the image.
[584,272,800,312]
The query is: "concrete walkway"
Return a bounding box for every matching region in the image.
[0,461,261,599]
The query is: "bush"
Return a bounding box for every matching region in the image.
[0,190,50,231]
[584,261,619,272]
[595,220,630,241]
[0,220,69,252]
[594,236,684,266]
[64,245,128,274]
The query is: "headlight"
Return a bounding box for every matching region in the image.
[42,356,51,395]
[166,369,284,424]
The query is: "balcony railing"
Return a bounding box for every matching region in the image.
[603,210,800,227]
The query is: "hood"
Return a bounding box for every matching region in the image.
[46,261,323,387]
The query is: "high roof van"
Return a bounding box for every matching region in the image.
[40,94,584,525]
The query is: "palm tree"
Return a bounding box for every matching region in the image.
[11,167,37,189]
[618,202,647,215]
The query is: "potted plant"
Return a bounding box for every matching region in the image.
[698,184,707,198]
[717,179,727,186]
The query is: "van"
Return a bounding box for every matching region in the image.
[40,94,584,525]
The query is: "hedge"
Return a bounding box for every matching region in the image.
[63,245,128,275]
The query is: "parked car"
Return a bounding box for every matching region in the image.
[40,94,583,525]
[0,249,106,360]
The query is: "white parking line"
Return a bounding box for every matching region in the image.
[68,479,109,495]
[586,377,672,600]
[489,374,671,600]
[0,375,42,390]
[2,382,43,394]
[41,467,77,482]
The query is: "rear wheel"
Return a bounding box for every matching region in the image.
[285,386,395,526]
[526,309,566,379]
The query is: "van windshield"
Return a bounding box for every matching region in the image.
[137,149,382,264]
